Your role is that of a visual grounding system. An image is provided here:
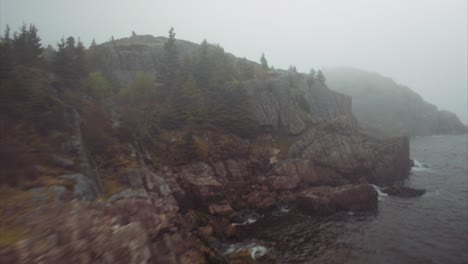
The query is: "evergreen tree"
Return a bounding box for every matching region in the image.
[26,24,42,60]
[309,68,316,78]
[75,39,87,78]
[0,25,13,79]
[316,70,326,83]
[159,27,178,95]
[194,39,212,89]
[210,44,232,88]
[260,53,269,70]
[12,23,42,65]
[90,38,97,49]
[162,76,201,129]
[53,36,87,81]
[289,65,297,73]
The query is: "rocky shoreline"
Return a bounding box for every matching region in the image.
[0,36,413,263]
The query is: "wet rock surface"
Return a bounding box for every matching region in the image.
[296,184,378,215]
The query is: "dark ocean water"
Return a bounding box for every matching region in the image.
[237,134,468,263]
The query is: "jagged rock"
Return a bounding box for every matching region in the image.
[208,201,234,216]
[211,161,228,179]
[381,186,426,197]
[140,168,172,197]
[245,78,307,135]
[301,164,349,186]
[176,162,224,207]
[244,73,355,135]
[270,159,302,190]
[107,188,148,203]
[288,118,411,184]
[225,159,250,180]
[270,159,348,190]
[59,173,99,200]
[116,167,145,189]
[296,184,378,215]
[245,191,276,211]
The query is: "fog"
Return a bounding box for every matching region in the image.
[2,0,467,123]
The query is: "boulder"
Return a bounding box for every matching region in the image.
[208,201,234,216]
[177,162,224,207]
[296,184,378,215]
[245,191,276,211]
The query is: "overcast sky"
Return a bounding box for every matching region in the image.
[2,0,467,123]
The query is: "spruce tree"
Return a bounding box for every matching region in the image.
[309,68,316,78]
[316,70,326,83]
[53,36,87,81]
[194,39,212,89]
[260,53,269,70]
[90,38,97,49]
[160,27,178,96]
[12,24,42,65]
[0,25,13,79]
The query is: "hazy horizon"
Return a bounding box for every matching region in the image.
[2,0,467,123]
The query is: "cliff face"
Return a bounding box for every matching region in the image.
[0,36,412,263]
[324,67,467,137]
[92,36,411,187]
[245,74,354,134]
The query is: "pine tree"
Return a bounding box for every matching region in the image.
[260,53,269,70]
[316,70,326,83]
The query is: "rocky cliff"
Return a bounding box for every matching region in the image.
[0,36,412,263]
[324,67,467,137]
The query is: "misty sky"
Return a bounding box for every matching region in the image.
[2,0,467,123]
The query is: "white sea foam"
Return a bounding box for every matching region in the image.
[232,217,258,226]
[222,243,268,260]
[412,160,430,172]
[250,245,268,260]
[371,184,388,197]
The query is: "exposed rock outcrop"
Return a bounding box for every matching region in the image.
[244,73,355,135]
[296,184,378,215]
[0,36,416,263]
